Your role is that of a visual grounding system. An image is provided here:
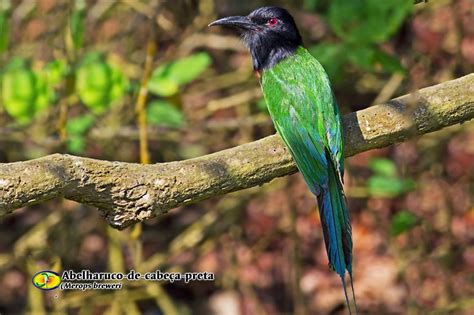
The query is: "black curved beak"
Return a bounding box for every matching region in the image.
[208,16,255,30]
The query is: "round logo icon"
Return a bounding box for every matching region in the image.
[32,271,62,290]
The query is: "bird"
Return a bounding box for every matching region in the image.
[209,6,357,314]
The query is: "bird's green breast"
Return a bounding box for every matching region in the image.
[261,47,333,117]
[261,46,344,168]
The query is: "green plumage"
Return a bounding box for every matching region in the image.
[261,47,355,309]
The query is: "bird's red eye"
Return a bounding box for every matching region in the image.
[267,17,278,27]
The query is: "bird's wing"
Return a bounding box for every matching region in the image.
[262,48,344,189]
[272,102,329,195]
[320,93,345,181]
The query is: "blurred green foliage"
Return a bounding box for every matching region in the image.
[310,0,411,81]
[147,100,185,128]
[0,48,209,152]
[0,0,412,154]
[44,60,69,87]
[1,58,53,124]
[146,52,211,128]
[368,158,418,237]
[328,0,412,44]
[0,0,11,53]
[369,158,397,177]
[390,210,419,236]
[66,114,96,153]
[76,52,129,113]
[148,52,211,97]
[367,158,415,197]
[70,0,86,49]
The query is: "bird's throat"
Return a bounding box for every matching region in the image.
[250,44,299,72]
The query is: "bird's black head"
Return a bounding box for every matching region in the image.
[209,7,303,72]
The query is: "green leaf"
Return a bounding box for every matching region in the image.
[1,57,56,124]
[80,51,103,64]
[147,101,184,128]
[148,52,211,96]
[44,59,68,86]
[76,56,128,113]
[2,63,36,123]
[148,77,179,97]
[2,67,36,103]
[67,136,86,154]
[4,57,27,70]
[367,176,415,197]
[34,71,54,112]
[109,64,129,102]
[70,0,86,49]
[328,0,412,44]
[347,45,406,74]
[372,48,406,74]
[65,112,90,152]
[309,43,347,82]
[66,114,95,135]
[369,158,397,177]
[76,61,111,112]
[315,43,406,75]
[390,210,419,236]
[0,2,11,53]
[1,99,33,124]
[166,52,211,85]
[346,45,378,72]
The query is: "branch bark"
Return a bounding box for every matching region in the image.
[1,74,473,228]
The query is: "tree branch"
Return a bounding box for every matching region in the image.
[1,74,473,228]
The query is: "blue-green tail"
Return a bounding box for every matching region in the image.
[316,163,357,314]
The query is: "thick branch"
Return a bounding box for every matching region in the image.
[1,74,473,228]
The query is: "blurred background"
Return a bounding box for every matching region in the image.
[0,0,473,314]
